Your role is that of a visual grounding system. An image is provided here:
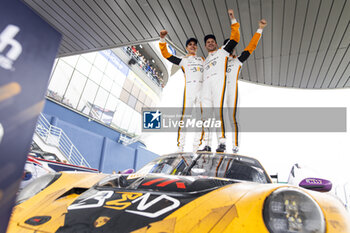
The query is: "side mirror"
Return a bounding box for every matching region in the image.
[299,178,332,192]
[120,169,134,174]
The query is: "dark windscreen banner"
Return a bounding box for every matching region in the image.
[0,0,61,232]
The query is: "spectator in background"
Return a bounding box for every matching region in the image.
[138,56,143,67]
[124,45,163,87]
[131,45,137,53]
[146,61,151,72]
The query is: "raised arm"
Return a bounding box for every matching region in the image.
[238,19,267,63]
[223,9,240,54]
[159,30,182,66]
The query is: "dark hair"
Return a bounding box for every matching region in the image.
[186,38,198,47]
[204,34,216,44]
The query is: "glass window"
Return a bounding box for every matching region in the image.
[120,106,133,130]
[120,89,129,104]
[48,60,74,101]
[89,66,103,84]
[123,79,134,92]
[104,94,118,112]
[94,53,108,72]
[128,111,141,134]
[127,70,137,83]
[131,83,140,98]
[127,95,137,108]
[63,71,87,108]
[101,94,118,125]
[113,101,127,128]
[47,49,158,136]
[111,82,122,98]
[61,55,79,67]
[100,75,113,91]
[135,100,143,113]
[90,88,108,120]
[134,114,142,135]
[138,91,146,104]
[105,62,118,80]
[82,51,97,63]
[77,80,98,114]
[93,88,108,109]
[49,58,58,78]
[145,96,152,107]
[76,56,92,77]
[127,112,135,134]
[113,69,127,87]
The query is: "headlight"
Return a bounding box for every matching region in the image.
[263,188,325,233]
[16,173,61,204]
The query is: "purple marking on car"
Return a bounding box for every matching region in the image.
[121,169,134,174]
[299,178,332,192]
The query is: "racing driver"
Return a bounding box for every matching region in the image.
[159,31,204,152]
[199,9,240,152]
[224,19,267,153]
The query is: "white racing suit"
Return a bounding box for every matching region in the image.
[225,29,263,150]
[159,40,204,151]
[201,20,240,149]
[225,56,242,150]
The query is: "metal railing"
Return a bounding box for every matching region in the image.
[35,113,91,168]
[118,134,141,146]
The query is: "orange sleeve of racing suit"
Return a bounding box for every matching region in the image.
[244,31,261,54]
[223,19,240,53]
[159,41,182,65]
[159,42,172,59]
[238,30,262,63]
[230,21,240,43]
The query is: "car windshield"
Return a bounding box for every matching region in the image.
[135,153,271,183]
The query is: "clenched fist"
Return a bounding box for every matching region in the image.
[160,30,168,38]
[259,19,267,29]
[228,9,235,19]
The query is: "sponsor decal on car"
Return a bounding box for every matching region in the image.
[125,193,180,218]
[94,216,110,228]
[104,192,143,210]
[68,191,114,210]
[68,190,181,219]
[25,216,51,226]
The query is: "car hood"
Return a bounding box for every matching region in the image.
[11,173,350,233]
[55,174,251,233]
[11,173,269,233]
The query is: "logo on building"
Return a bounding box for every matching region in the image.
[0,24,22,71]
[143,110,161,129]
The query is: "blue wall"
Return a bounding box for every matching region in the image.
[100,138,136,172]
[134,148,159,170]
[42,99,158,173]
